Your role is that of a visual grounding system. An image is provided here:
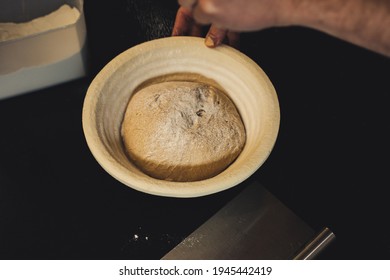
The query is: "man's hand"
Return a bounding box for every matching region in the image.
[173,0,390,56]
[172,6,240,48]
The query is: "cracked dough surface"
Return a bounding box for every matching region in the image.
[121,81,246,182]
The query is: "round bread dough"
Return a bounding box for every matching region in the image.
[121,81,246,182]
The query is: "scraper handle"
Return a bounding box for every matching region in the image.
[293,227,336,260]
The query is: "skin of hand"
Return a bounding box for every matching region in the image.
[172,6,240,48]
[173,0,390,57]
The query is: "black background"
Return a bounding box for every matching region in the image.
[1,0,389,259]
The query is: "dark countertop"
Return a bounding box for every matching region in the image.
[1,0,389,259]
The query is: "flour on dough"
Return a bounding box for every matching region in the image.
[121,81,246,182]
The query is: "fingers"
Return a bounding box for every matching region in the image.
[174,1,241,48]
[178,0,197,10]
[192,1,214,25]
[179,0,215,25]
[205,25,240,48]
[190,22,204,37]
[172,7,203,36]
[205,25,227,47]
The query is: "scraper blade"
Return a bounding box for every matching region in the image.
[162,181,334,259]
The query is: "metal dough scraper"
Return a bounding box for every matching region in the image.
[162,180,335,259]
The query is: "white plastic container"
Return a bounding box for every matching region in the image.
[0,0,87,99]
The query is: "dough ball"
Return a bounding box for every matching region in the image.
[121,81,246,182]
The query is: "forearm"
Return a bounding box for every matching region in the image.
[288,0,390,56]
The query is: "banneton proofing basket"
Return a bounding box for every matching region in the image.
[82,36,280,198]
